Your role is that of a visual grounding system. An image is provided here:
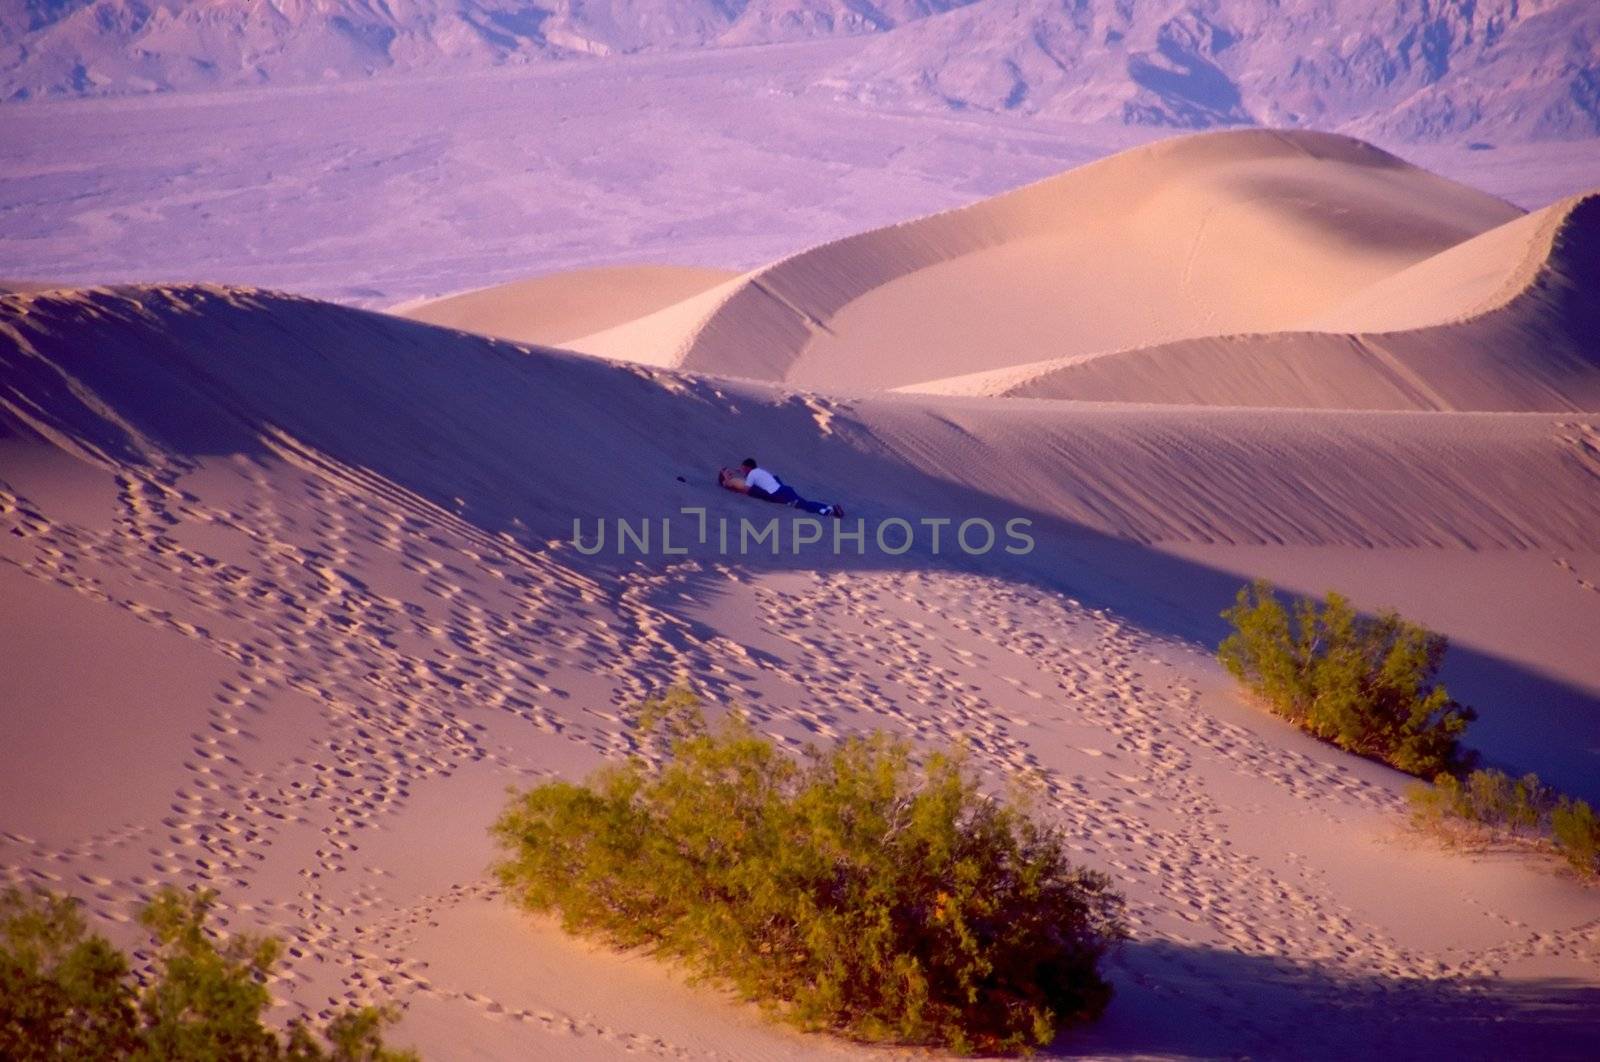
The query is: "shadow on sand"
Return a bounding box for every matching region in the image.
[1049,937,1600,1059]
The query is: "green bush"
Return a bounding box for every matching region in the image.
[1552,798,1600,876]
[0,885,414,1061]
[492,689,1127,1055]
[1406,768,1600,878]
[1218,580,1476,776]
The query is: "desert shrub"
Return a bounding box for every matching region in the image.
[1463,768,1513,822]
[492,689,1127,1055]
[1405,772,1462,827]
[1506,773,1555,832]
[0,885,414,1061]
[1218,580,1476,777]
[1552,798,1600,876]
[0,889,135,1058]
[1406,769,1599,878]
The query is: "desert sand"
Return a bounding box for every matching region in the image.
[6,46,1600,312]
[569,130,1525,386]
[397,265,738,347]
[3,127,1599,1059]
[912,191,1600,410]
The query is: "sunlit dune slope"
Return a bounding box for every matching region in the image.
[917,192,1600,411]
[396,265,738,346]
[572,128,1520,388]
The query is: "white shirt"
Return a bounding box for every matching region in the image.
[744,467,781,494]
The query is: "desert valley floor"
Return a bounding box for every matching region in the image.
[3,52,1600,1060]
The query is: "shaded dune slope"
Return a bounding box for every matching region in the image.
[574,129,1520,388]
[925,192,1600,411]
[4,285,1598,552]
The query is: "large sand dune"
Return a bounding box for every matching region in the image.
[397,265,738,347]
[571,129,1523,388]
[12,58,1600,310]
[7,283,1599,551]
[916,192,1600,410]
[5,131,1600,1059]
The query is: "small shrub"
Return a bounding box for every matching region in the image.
[1219,580,1475,777]
[1405,772,1466,833]
[1406,769,1599,879]
[1552,798,1600,876]
[1508,773,1554,833]
[0,885,415,1061]
[0,889,135,1058]
[1464,768,1514,825]
[493,689,1127,1055]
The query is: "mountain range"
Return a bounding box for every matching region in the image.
[822,0,1600,140]
[4,0,1597,141]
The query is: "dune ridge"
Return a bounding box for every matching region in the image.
[5,283,1599,554]
[395,265,739,347]
[914,192,1600,410]
[571,129,1521,387]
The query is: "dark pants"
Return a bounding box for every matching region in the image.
[749,482,831,515]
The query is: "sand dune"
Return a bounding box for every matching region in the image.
[395,265,738,347]
[574,129,1521,387]
[5,131,1600,1060]
[915,191,1600,410]
[6,283,1599,551]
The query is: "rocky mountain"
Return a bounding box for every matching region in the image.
[3,0,1596,142]
[0,0,974,98]
[823,0,1600,140]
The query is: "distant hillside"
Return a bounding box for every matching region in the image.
[3,0,1597,143]
[823,0,1600,141]
[0,0,971,98]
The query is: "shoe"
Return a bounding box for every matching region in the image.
[831,505,845,520]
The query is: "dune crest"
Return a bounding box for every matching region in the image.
[395,265,739,347]
[571,129,1520,388]
[921,192,1600,411]
[5,281,1599,554]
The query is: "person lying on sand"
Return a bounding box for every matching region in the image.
[718,457,845,519]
